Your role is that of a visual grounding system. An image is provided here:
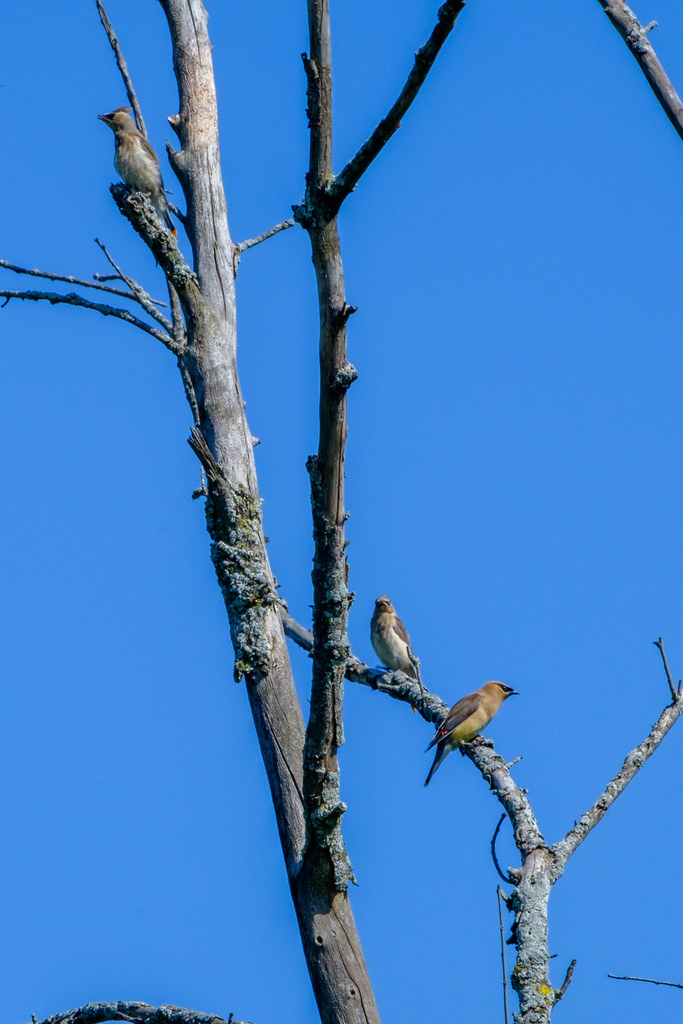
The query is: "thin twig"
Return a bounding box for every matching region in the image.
[96,0,147,138]
[608,973,683,989]
[0,258,165,306]
[653,637,677,701]
[551,690,683,868]
[236,219,295,254]
[497,887,511,1024]
[328,0,466,209]
[556,959,577,1002]
[0,288,177,351]
[95,238,175,336]
[491,813,514,885]
[596,1,683,143]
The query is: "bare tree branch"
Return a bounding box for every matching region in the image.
[233,219,295,274]
[280,608,314,650]
[235,219,295,254]
[0,258,166,307]
[0,288,178,351]
[279,4,383,1016]
[327,0,467,211]
[555,960,577,1003]
[653,636,677,701]
[31,1002,243,1024]
[551,691,683,869]
[299,0,357,896]
[608,973,683,989]
[96,0,148,138]
[95,238,176,337]
[596,1,683,142]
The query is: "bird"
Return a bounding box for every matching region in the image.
[99,106,176,235]
[370,595,418,679]
[424,681,518,786]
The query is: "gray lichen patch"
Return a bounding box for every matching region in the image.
[305,763,355,891]
[206,481,277,682]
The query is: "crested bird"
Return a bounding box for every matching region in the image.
[424,681,518,785]
[99,106,176,236]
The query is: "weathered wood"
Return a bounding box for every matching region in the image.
[597,0,683,141]
[154,4,378,1022]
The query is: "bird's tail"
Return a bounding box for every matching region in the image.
[424,741,449,786]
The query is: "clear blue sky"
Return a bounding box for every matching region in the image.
[2,1,683,1022]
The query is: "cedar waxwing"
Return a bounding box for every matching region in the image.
[424,681,518,785]
[370,595,418,679]
[99,107,176,236]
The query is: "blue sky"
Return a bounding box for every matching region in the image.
[2,1,683,1022]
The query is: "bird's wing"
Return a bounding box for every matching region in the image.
[391,617,411,646]
[425,693,483,750]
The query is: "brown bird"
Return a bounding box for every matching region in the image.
[371,595,418,679]
[424,681,518,785]
[99,106,176,235]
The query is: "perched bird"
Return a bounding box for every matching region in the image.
[424,681,518,786]
[99,106,176,235]
[371,595,418,679]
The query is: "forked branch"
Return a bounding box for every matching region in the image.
[95,238,176,336]
[0,287,177,351]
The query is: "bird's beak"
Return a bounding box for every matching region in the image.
[98,114,110,123]
[508,689,519,696]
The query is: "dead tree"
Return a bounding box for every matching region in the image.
[3,3,683,1023]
